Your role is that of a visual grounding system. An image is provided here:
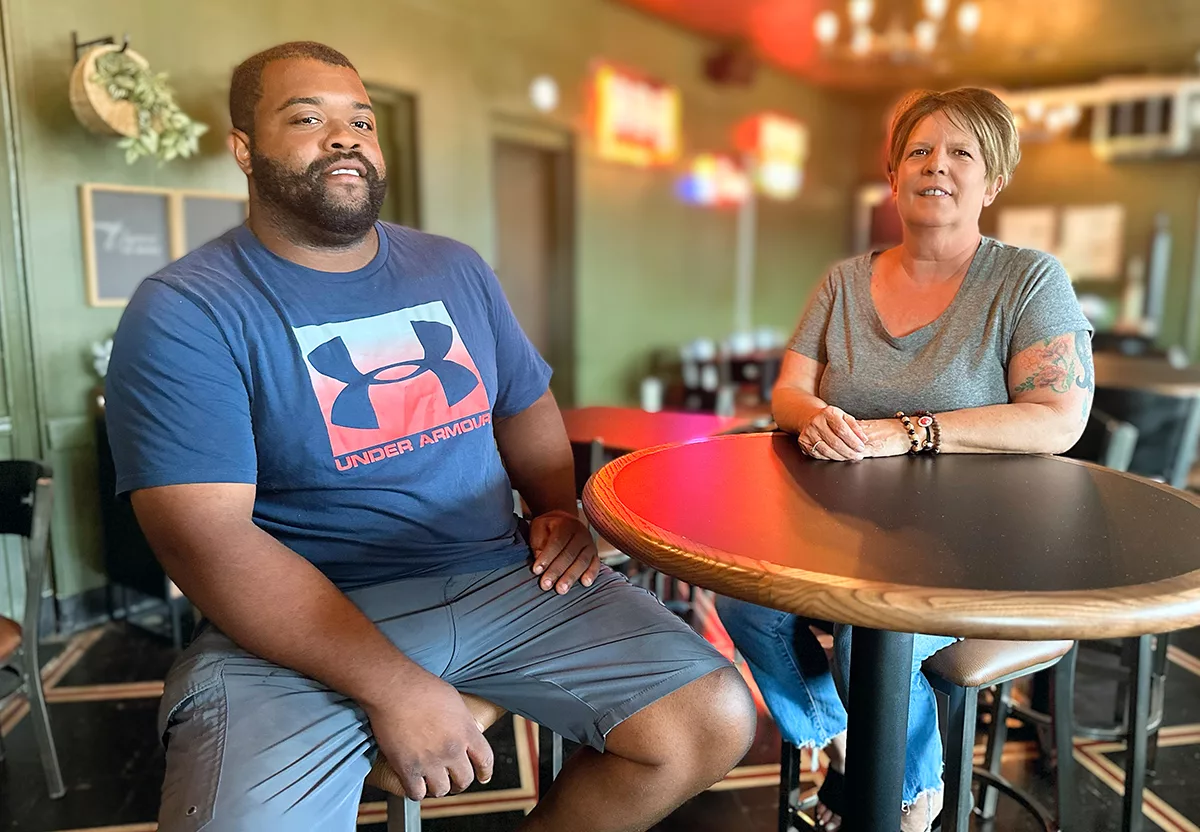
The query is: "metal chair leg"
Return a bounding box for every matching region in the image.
[386,793,420,831]
[1147,633,1170,775]
[941,682,978,832]
[979,679,1013,820]
[21,646,65,798]
[1054,644,1078,832]
[653,570,667,600]
[1122,635,1152,832]
[552,731,564,779]
[778,741,801,832]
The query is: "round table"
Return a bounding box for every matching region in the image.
[1092,355,1200,489]
[582,432,1200,832]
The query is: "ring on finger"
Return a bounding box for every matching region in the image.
[810,438,827,455]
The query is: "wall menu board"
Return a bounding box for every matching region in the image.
[183,193,250,253]
[81,184,248,307]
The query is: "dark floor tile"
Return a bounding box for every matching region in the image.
[650,787,772,831]
[983,748,1137,832]
[1102,742,1200,828]
[54,623,181,688]
[0,697,163,832]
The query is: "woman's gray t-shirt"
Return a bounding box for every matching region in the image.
[788,237,1093,420]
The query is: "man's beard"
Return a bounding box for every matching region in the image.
[251,149,388,246]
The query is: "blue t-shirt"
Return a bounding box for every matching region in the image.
[105,222,552,589]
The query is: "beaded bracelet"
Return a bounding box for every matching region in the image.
[913,410,942,455]
[895,411,921,455]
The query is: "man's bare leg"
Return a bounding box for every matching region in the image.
[518,667,756,832]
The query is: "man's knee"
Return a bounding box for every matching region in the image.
[609,666,756,774]
[694,666,757,763]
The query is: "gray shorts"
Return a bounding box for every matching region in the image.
[156,561,730,831]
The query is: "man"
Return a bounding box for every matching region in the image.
[105,41,755,832]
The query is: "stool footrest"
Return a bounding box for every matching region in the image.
[969,767,1057,832]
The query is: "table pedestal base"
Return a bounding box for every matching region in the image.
[844,628,915,832]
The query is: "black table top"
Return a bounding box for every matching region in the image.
[583,432,1200,640]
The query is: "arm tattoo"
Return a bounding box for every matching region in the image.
[1012,334,1078,395]
[1073,330,1095,423]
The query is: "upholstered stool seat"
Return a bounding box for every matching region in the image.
[0,618,21,662]
[924,638,1074,689]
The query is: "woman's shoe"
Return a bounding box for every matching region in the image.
[814,767,846,830]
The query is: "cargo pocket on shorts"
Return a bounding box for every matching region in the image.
[156,654,227,832]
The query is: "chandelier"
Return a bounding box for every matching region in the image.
[813,0,982,63]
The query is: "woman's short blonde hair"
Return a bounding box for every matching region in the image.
[886,87,1021,188]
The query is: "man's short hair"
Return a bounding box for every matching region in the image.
[229,42,357,136]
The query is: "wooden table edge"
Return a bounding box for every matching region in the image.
[582,435,1200,641]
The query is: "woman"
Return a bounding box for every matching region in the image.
[717,87,1094,831]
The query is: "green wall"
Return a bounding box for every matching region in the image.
[1,0,862,611]
[983,141,1200,349]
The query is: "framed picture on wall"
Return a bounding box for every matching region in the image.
[80,184,249,307]
[179,191,248,252]
[80,184,174,308]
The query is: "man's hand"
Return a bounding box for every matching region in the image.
[364,670,494,801]
[529,509,601,594]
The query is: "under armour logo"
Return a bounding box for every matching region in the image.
[307,320,480,430]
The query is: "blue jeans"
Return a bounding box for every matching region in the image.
[716,596,956,807]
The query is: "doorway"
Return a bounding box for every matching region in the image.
[364,83,421,229]
[492,121,576,405]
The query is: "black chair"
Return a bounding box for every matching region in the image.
[1063,406,1139,472]
[0,461,65,798]
[1091,333,1172,360]
[1088,386,1200,490]
[94,409,193,648]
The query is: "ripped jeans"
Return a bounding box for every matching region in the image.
[716,596,955,809]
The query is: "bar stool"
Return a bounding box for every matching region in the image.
[777,639,1076,832]
[924,639,1077,832]
[365,694,564,831]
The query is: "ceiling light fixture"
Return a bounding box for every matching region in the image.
[813,0,981,63]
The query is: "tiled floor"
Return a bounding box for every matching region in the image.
[3,599,1200,831]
